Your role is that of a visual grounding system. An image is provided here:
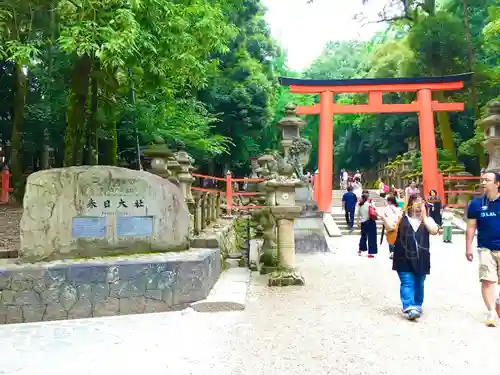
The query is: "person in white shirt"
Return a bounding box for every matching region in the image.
[354,170,362,184]
[382,194,402,259]
[442,205,454,243]
[341,169,348,190]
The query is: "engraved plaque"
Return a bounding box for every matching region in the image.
[117,216,154,237]
[72,217,107,238]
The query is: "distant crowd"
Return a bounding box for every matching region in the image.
[340,168,500,328]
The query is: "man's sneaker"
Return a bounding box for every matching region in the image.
[357,250,362,256]
[368,254,375,258]
[485,312,498,327]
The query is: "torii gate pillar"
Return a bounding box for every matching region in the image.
[318,91,334,212]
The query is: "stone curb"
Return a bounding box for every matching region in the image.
[323,214,342,237]
[190,268,250,312]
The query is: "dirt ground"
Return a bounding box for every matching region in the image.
[0,205,23,258]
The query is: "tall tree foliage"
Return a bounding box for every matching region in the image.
[0,0,278,202]
[290,0,499,177]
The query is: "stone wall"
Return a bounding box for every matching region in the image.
[0,248,220,324]
[190,218,238,258]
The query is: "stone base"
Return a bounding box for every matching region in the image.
[294,217,330,253]
[0,248,220,324]
[268,269,305,287]
[260,265,277,275]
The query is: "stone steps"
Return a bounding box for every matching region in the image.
[330,189,464,235]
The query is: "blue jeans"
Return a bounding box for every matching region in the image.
[397,272,426,312]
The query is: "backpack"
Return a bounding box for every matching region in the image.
[383,184,389,193]
[368,204,377,220]
[386,220,400,245]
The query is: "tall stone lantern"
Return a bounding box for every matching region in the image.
[166,156,182,185]
[276,103,306,158]
[144,136,172,179]
[256,154,278,272]
[176,151,195,204]
[267,167,305,286]
[480,101,500,172]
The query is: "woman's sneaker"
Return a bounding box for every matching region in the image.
[403,307,420,321]
[485,311,498,327]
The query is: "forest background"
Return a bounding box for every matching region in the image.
[0,0,498,201]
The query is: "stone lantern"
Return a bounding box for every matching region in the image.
[144,136,173,179]
[256,154,278,272]
[176,151,195,204]
[480,101,500,172]
[166,156,182,185]
[400,157,413,186]
[247,156,260,193]
[267,170,305,287]
[406,137,419,153]
[276,103,306,157]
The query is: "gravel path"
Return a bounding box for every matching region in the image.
[1,234,499,375]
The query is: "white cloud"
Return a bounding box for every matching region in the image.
[262,0,388,71]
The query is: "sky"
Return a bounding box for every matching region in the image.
[262,0,389,72]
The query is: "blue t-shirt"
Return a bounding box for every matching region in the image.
[467,195,500,250]
[342,191,358,210]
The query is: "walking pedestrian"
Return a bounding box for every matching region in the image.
[384,194,439,320]
[442,205,453,243]
[356,192,378,258]
[383,194,402,259]
[427,189,442,227]
[405,181,420,198]
[342,185,358,233]
[466,171,500,327]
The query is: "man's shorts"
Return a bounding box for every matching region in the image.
[478,248,500,282]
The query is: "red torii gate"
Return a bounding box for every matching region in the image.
[279,73,472,212]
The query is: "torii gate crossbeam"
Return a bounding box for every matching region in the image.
[279,73,472,212]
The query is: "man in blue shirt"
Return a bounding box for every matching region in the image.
[342,185,358,232]
[466,171,500,327]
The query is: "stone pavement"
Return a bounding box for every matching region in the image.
[1,235,500,375]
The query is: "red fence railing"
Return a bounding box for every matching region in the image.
[192,172,264,215]
[0,169,32,204]
[437,173,482,208]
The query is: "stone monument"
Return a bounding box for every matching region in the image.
[20,166,190,262]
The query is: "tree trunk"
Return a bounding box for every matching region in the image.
[64,55,91,166]
[433,91,457,160]
[101,120,118,166]
[463,0,486,168]
[10,62,27,203]
[87,61,99,165]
